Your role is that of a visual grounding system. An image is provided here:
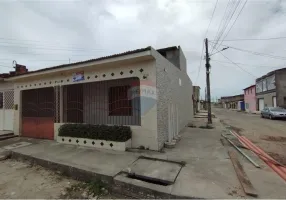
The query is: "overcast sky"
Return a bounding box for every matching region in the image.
[1,0,286,99]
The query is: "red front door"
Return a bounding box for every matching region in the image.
[22,87,55,140]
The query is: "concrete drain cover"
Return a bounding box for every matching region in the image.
[127,157,183,185]
[3,142,32,150]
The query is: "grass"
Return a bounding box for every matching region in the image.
[61,179,108,199]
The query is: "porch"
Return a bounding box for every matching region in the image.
[21,77,142,140]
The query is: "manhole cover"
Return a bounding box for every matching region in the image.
[127,157,183,185]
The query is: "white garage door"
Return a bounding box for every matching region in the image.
[258,98,265,111]
[0,90,14,131]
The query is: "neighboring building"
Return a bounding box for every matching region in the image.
[221,94,244,110]
[6,46,193,151]
[256,68,286,110]
[192,86,200,114]
[0,64,28,132]
[243,85,256,113]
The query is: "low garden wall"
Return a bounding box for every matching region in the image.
[56,124,132,151]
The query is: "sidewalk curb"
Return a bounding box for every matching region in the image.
[10,151,197,199]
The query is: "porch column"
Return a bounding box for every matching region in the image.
[60,86,63,123]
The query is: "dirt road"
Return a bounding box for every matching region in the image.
[213,108,286,164]
[0,159,121,199]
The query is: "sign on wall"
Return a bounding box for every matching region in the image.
[73,71,84,82]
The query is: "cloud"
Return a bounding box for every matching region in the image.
[0,0,285,98]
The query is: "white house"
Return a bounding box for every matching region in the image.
[5,46,193,150]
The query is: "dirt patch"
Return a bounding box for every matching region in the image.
[260,136,286,142]
[220,120,243,135]
[267,152,286,166]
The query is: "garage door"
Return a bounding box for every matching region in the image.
[22,87,54,140]
[258,98,265,111]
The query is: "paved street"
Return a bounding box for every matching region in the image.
[213,107,286,165]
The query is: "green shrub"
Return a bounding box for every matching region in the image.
[58,124,132,142]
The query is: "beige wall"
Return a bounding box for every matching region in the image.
[13,58,160,150]
[0,82,13,91]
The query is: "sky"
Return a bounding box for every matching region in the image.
[1,0,286,99]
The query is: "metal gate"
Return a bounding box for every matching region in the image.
[22,87,55,139]
[0,90,14,131]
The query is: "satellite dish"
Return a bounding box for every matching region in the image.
[12,60,17,68]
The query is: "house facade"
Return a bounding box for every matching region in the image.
[7,46,193,150]
[0,64,28,132]
[221,94,244,110]
[192,86,200,114]
[243,85,256,113]
[256,68,286,110]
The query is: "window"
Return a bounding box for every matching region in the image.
[109,86,132,116]
[256,81,262,93]
[267,74,276,90]
[262,79,267,91]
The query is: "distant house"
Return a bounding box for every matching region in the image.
[0,64,28,132]
[243,85,256,113]
[256,67,286,110]
[6,46,193,151]
[192,86,200,114]
[221,94,244,110]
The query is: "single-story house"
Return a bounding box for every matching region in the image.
[0,64,28,132]
[221,94,245,110]
[5,46,193,150]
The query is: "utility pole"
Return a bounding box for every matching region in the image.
[205,38,212,124]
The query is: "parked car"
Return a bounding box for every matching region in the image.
[261,107,286,120]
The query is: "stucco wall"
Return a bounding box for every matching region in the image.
[256,91,276,108]
[244,86,256,112]
[152,48,193,149]
[0,82,13,91]
[13,58,160,150]
[276,70,286,108]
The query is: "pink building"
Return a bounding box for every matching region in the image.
[243,85,256,112]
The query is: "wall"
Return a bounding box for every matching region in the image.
[13,58,160,150]
[275,69,286,108]
[256,91,276,108]
[152,48,193,150]
[244,86,256,112]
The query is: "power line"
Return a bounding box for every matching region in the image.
[210,0,232,52]
[195,41,205,84]
[205,0,219,37]
[211,59,286,68]
[0,64,13,69]
[218,51,256,77]
[209,41,286,60]
[210,36,286,41]
[195,0,218,84]
[216,0,248,49]
[211,0,241,53]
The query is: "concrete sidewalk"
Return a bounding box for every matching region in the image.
[0,118,285,198]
